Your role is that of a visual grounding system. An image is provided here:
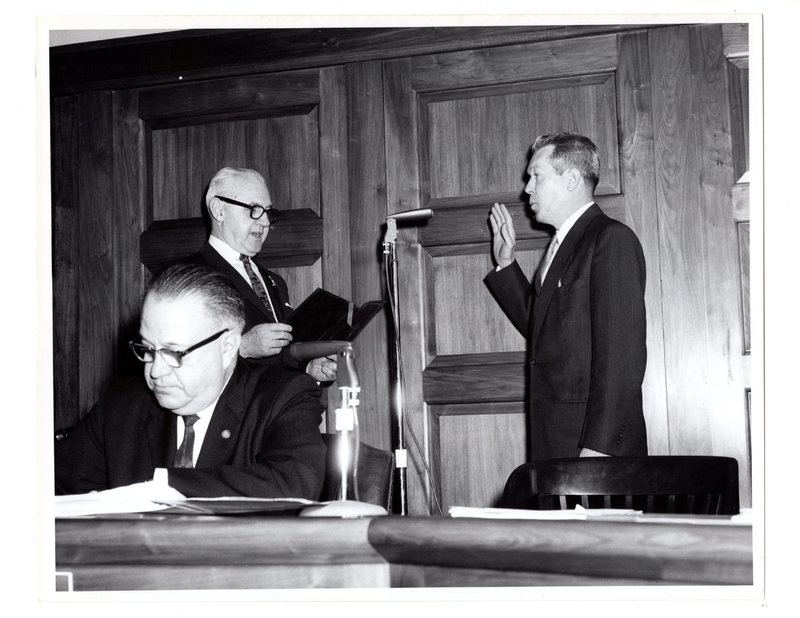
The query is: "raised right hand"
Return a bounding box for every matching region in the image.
[489,202,516,269]
[239,323,293,358]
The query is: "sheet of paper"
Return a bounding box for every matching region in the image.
[448,505,641,520]
[56,481,187,517]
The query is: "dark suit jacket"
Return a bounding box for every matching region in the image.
[54,358,326,499]
[485,204,647,460]
[186,241,292,331]
[185,241,307,369]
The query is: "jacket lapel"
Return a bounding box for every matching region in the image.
[196,360,247,468]
[200,243,275,323]
[144,394,177,468]
[530,204,601,350]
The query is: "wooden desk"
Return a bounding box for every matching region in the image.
[55,515,752,590]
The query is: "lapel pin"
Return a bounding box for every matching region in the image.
[220,429,231,440]
[558,279,562,288]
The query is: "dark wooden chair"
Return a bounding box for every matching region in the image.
[320,434,394,511]
[499,456,740,514]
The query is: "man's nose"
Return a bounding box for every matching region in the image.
[524,179,534,194]
[148,351,173,379]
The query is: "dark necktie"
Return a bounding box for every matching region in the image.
[173,414,200,468]
[240,255,275,320]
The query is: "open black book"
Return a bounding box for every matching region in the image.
[286,288,385,343]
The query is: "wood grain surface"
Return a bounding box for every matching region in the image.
[55,515,753,590]
[368,516,753,586]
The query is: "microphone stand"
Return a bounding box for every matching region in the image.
[301,343,387,518]
[382,218,408,516]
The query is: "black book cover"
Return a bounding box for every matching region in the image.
[286,288,385,343]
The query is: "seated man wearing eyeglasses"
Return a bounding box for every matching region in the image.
[54,263,326,499]
[186,167,336,383]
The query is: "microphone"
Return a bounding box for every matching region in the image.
[286,340,351,365]
[386,208,434,221]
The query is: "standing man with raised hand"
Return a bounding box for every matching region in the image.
[485,132,648,460]
[188,167,336,382]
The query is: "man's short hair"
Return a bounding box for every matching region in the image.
[146,263,246,332]
[531,133,601,192]
[205,167,267,211]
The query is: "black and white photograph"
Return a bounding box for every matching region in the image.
[13,0,797,615]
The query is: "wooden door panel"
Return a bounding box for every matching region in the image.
[433,405,527,510]
[432,252,534,355]
[422,74,620,203]
[150,113,320,222]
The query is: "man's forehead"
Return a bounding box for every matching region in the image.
[141,294,211,333]
[528,147,554,171]
[227,174,270,201]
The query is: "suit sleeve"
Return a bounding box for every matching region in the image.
[167,374,326,499]
[54,400,109,494]
[580,223,647,455]
[484,261,534,337]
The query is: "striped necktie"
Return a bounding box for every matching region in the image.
[539,235,560,285]
[240,255,276,320]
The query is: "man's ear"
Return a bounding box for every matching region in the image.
[564,168,582,191]
[208,198,225,223]
[220,330,242,368]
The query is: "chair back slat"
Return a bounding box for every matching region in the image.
[499,456,740,515]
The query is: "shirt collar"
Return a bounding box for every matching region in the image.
[554,201,594,244]
[208,234,244,264]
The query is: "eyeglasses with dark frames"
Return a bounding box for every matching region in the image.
[214,194,279,224]
[128,329,229,368]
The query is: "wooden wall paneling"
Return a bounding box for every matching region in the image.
[51,95,80,429]
[77,91,116,418]
[650,27,713,454]
[383,57,431,514]
[51,26,650,96]
[137,71,321,125]
[737,222,751,355]
[267,111,323,306]
[420,194,628,250]
[409,34,619,93]
[727,60,749,182]
[112,89,148,378]
[650,25,750,505]
[615,31,669,455]
[315,65,351,432]
[319,66,351,299]
[346,60,392,454]
[423,353,528,405]
[690,24,750,504]
[139,212,323,273]
[432,252,534,355]
[431,403,527,510]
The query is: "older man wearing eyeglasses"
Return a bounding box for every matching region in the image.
[187,167,336,382]
[54,263,326,499]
